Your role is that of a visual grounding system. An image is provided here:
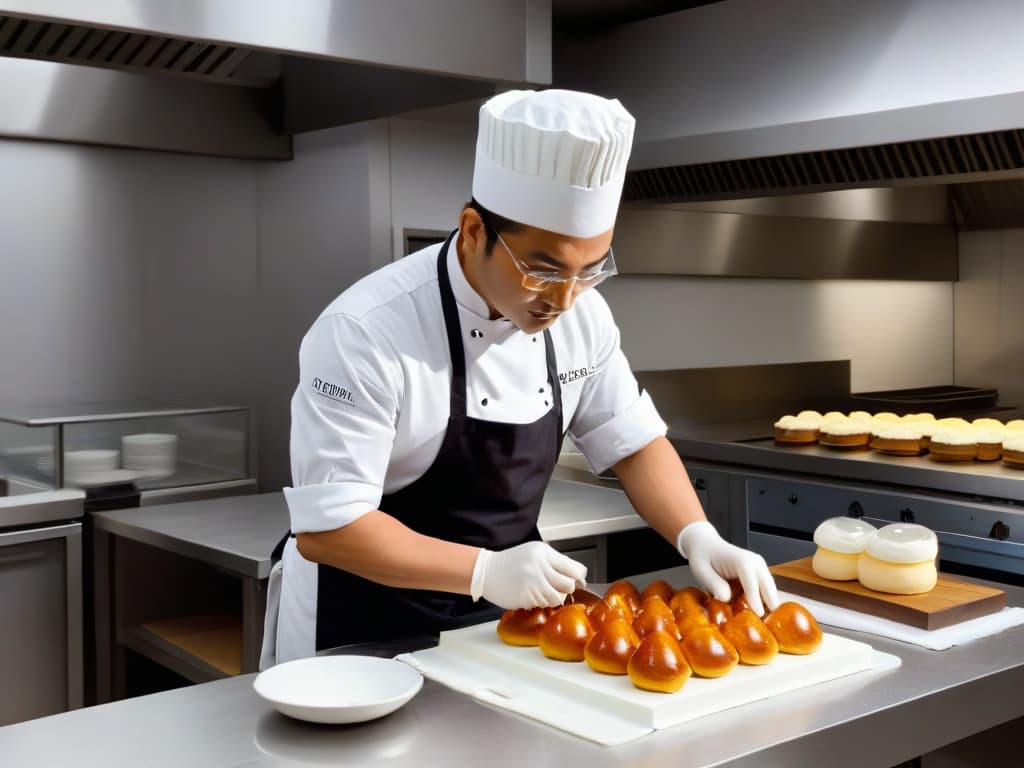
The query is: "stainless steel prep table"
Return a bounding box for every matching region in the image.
[666,419,1024,503]
[6,566,1023,767]
[91,480,644,700]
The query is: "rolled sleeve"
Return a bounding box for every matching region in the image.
[287,313,401,534]
[571,389,666,474]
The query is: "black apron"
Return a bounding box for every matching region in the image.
[308,232,565,649]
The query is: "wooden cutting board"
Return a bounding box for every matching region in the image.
[770,557,1006,630]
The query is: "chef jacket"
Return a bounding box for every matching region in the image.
[283,235,666,534]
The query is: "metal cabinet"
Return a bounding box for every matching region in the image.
[0,523,82,725]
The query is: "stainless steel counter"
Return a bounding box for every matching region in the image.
[90,480,644,579]
[667,419,1024,503]
[4,566,1023,767]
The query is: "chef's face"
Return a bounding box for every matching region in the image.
[458,206,615,334]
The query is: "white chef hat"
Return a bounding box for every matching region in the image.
[472,89,635,238]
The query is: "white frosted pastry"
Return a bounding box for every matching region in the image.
[1007,420,1024,432]
[872,412,901,423]
[972,417,1005,431]
[797,410,824,422]
[858,523,939,595]
[930,428,977,446]
[812,517,877,580]
[822,410,846,421]
[775,414,818,430]
[936,417,971,431]
[1005,435,1024,452]
[902,412,936,424]
[871,423,923,440]
[820,418,869,436]
[849,411,873,422]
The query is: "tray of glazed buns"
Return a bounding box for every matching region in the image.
[773,410,1024,467]
[402,579,890,743]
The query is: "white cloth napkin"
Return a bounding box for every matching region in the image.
[778,590,1024,651]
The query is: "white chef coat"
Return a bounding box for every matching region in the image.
[270,234,666,664]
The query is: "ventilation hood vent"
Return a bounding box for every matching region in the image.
[624,129,1024,204]
[0,0,552,159]
[557,0,1024,231]
[0,14,275,87]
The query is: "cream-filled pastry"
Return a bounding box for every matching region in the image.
[774,415,820,445]
[858,523,938,595]
[812,517,877,580]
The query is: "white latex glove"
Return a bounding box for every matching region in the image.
[471,541,588,609]
[677,521,780,616]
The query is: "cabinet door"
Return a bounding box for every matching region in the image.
[0,534,69,725]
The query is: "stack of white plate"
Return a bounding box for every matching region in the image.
[3,445,56,476]
[122,433,178,479]
[64,449,120,485]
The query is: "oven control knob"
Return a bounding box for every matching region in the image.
[989,521,1010,541]
[847,501,865,518]
[787,494,798,505]
[900,508,915,523]
[694,478,707,491]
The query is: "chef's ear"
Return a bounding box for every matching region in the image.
[459,204,488,256]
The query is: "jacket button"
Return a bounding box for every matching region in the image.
[481,398,488,406]
[470,329,483,338]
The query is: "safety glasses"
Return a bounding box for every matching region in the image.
[494,231,617,293]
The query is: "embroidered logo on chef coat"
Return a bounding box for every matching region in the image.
[558,364,596,386]
[311,377,355,405]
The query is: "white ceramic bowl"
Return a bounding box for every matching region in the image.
[253,656,423,725]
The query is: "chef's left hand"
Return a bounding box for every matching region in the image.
[676,521,780,616]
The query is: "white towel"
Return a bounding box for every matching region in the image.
[778,590,1024,651]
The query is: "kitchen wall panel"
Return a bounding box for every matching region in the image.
[388,117,476,258]
[599,277,953,392]
[252,121,389,489]
[956,229,1024,410]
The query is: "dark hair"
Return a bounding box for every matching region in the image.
[466,198,523,256]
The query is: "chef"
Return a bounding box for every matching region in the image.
[261,89,779,667]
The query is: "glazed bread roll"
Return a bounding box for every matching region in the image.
[669,586,706,614]
[627,630,691,693]
[584,618,640,675]
[496,607,550,646]
[566,587,602,610]
[705,597,733,630]
[858,523,938,595]
[674,608,712,639]
[722,609,779,665]
[812,517,878,581]
[634,596,681,639]
[639,579,675,604]
[538,604,595,661]
[588,598,632,629]
[764,602,823,654]
[678,624,740,678]
[604,579,642,614]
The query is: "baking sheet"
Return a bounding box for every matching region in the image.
[399,620,900,745]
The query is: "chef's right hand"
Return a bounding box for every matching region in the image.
[471,541,587,609]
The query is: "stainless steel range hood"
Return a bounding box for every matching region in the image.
[557,0,1024,230]
[0,0,552,159]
